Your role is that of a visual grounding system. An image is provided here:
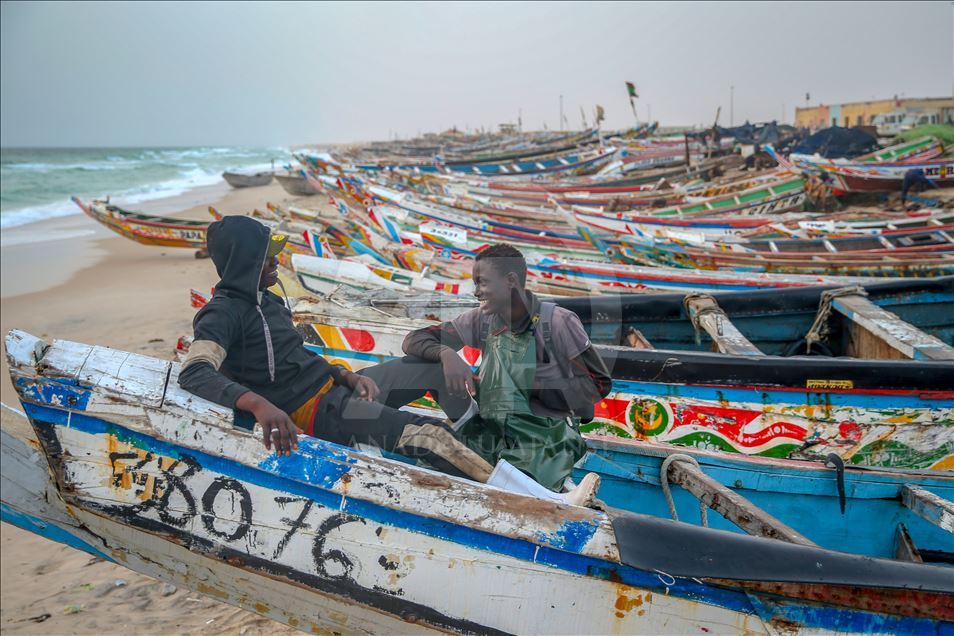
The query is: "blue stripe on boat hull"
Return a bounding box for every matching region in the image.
[1,503,115,563]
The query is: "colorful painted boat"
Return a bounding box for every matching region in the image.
[291,253,474,297]
[565,278,954,469]
[278,197,882,296]
[72,197,209,250]
[855,136,945,163]
[350,146,617,176]
[790,155,954,193]
[4,330,952,634]
[618,223,954,277]
[572,175,807,237]
[262,278,954,470]
[576,436,954,559]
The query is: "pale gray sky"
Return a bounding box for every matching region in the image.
[1,1,951,147]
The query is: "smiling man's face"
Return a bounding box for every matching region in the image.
[472,259,515,316]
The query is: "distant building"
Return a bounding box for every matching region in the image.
[794,96,953,133]
[498,123,518,135]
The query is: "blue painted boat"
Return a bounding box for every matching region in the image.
[285,277,954,469]
[576,437,954,560]
[4,329,953,634]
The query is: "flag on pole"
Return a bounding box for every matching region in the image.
[595,105,605,125]
[625,81,639,122]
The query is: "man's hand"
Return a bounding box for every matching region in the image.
[236,392,299,456]
[345,372,380,402]
[440,349,477,398]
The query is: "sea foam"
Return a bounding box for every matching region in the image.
[1,147,286,229]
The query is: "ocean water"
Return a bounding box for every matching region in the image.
[0,146,291,229]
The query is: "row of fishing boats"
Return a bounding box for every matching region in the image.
[6,124,954,633]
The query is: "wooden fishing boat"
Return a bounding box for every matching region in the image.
[280,187,892,295]
[284,278,954,470]
[291,253,474,297]
[222,170,274,188]
[587,208,954,244]
[790,155,954,193]
[571,175,807,232]
[855,136,945,163]
[351,146,617,176]
[619,223,954,277]
[4,330,952,634]
[275,172,319,196]
[577,436,954,560]
[460,168,774,210]
[72,197,209,250]
[363,182,603,251]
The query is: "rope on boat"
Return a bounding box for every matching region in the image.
[683,292,727,346]
[1,401,26,418]
[660,453,708,527]
[803,284,869,353]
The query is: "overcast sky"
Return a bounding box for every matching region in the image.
[1,1,951,147]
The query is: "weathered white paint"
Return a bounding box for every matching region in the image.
[8,330,951,634]
[49,423,765,634]
[4,331,779,634]
[902,486,954,533]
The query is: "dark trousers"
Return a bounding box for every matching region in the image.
[313,356,477,477]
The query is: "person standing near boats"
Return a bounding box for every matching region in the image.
[178,217,601,506]
[402,244,612,502]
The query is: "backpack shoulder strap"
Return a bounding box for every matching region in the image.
[538,301,570,376]
[478,313,492,350]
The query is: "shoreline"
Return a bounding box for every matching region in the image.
[0,181,236,299]
[0,178,329,635]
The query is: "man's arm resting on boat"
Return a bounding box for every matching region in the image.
[178,341,298,454]
[403,322,476,398]
[402,322,466,361]
[178,339,249,407]
[234,390,298,455]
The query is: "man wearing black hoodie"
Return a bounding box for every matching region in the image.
[178,216,493,482]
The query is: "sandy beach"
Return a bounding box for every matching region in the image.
[0,181,326,635]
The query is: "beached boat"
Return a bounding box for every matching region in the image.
[222,171,274,188]
[275,172,319,196]
[285,182,890,294]
[327,278,953,468]
[855,136,945,164]
[346,146,617,176]
[619,222,954,277]
[789,155,954,193]
[72,197,209,250]
[4,329,952,634]
[291,253,474,297]
[194,276,952,471]
[577,436,954,560]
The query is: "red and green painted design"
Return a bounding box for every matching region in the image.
[591,396,811,458]
[588,393,951,468]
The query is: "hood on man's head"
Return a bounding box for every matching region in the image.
[206,215,271,302]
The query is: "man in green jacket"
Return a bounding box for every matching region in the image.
[403,244,611,501]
